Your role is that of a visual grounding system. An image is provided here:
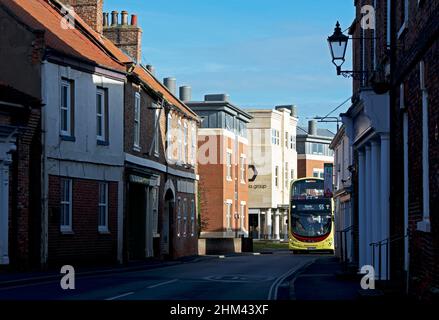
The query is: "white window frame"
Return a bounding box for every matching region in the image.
[60,178,73,233]
[177,119,182,164]
[240,202,246,231]
[285,132,289,148]
[275,166,279,187]
[417,61,431,232]
[225,200,232,231]
[96,88,106,142]
[152,187,159,237]
[154,108,160,156]
[226,150,232,181]
[285,162,289,188]
[290,134,295,150]
[98,182,109,233]
[191,124,197,165]
[313,168,324,179]
[60,80,72,136]
[191,199,195,237]
[134,92,141,150]
[240,155,246,184]
[183,122,188,164]
[167,113,173,161]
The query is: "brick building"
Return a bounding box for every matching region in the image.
[60,1,200,260]
[389,0,439,299]
[296,120,334,179]
[335,0,438,298]
[0,85,42,269]
[186,94,252,238]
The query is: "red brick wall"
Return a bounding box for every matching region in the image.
[104,26,141,62]
[61,0,103,34]
[4,108,41,269]
[48,175,118,266]
[198,134,249,234]
[389,0,439,299]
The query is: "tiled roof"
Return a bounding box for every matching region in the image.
[2,0,125,72]
[2,0,197,119]
[133,65,199,120]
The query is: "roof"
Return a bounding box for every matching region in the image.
[186,100,253,121]
[1,0,197,120]
[133,65,199,120]
[297,126,335,138]
[1,0,126,72]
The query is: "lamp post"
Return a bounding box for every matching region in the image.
[327,21,368,80]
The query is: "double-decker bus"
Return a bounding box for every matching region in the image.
[289,178,334,253]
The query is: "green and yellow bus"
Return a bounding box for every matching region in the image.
[289,178,334,253]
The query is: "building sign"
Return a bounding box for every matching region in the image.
[323,163,333,198]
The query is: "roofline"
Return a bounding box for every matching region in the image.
[186,101,253,120]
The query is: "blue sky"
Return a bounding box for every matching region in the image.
[104,0,354,130]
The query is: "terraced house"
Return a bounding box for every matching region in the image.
[0,0,199,269]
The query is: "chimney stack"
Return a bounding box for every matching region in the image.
[179,86,192,102]
[59,0,104,34]
[308,120,317,136]
[164,78,177,95]
[121,11,128,25]
[104,10,143,63]
[111,11,118,26]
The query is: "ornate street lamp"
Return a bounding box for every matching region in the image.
[327,21,349,72]
[327,21,368,80]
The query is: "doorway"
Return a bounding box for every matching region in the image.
[162,189,175,259]
[127,183,147,261]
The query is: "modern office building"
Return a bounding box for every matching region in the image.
[246,106,298,240]
[186,94,252,238]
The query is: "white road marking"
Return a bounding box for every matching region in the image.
[147,279,178,289]
[267,259,315,300]
[106,292,134,300]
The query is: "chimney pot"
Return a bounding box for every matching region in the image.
[146,65,155,75]
[111,11,118,26]
[308,120,317,136]
[179,86,192,102]
[103,12,109,27]
[131,14,138,26]
[121,11,128,25]
[164,77,177,95]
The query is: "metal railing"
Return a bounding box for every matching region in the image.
[336,225,355,265]
[370,233,409,281]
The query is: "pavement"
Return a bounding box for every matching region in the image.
[0,251,315,300]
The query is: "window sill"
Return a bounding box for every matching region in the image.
[226,178,233,182]
[133,146,141,153]
[60,135,76,142]
[416,218,431,233]
[98,228,110,234]
[60,228,74,235]
[97,140,109,146]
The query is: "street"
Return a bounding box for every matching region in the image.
[0,253,316,301]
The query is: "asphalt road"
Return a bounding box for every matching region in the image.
[0,252,316,301]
